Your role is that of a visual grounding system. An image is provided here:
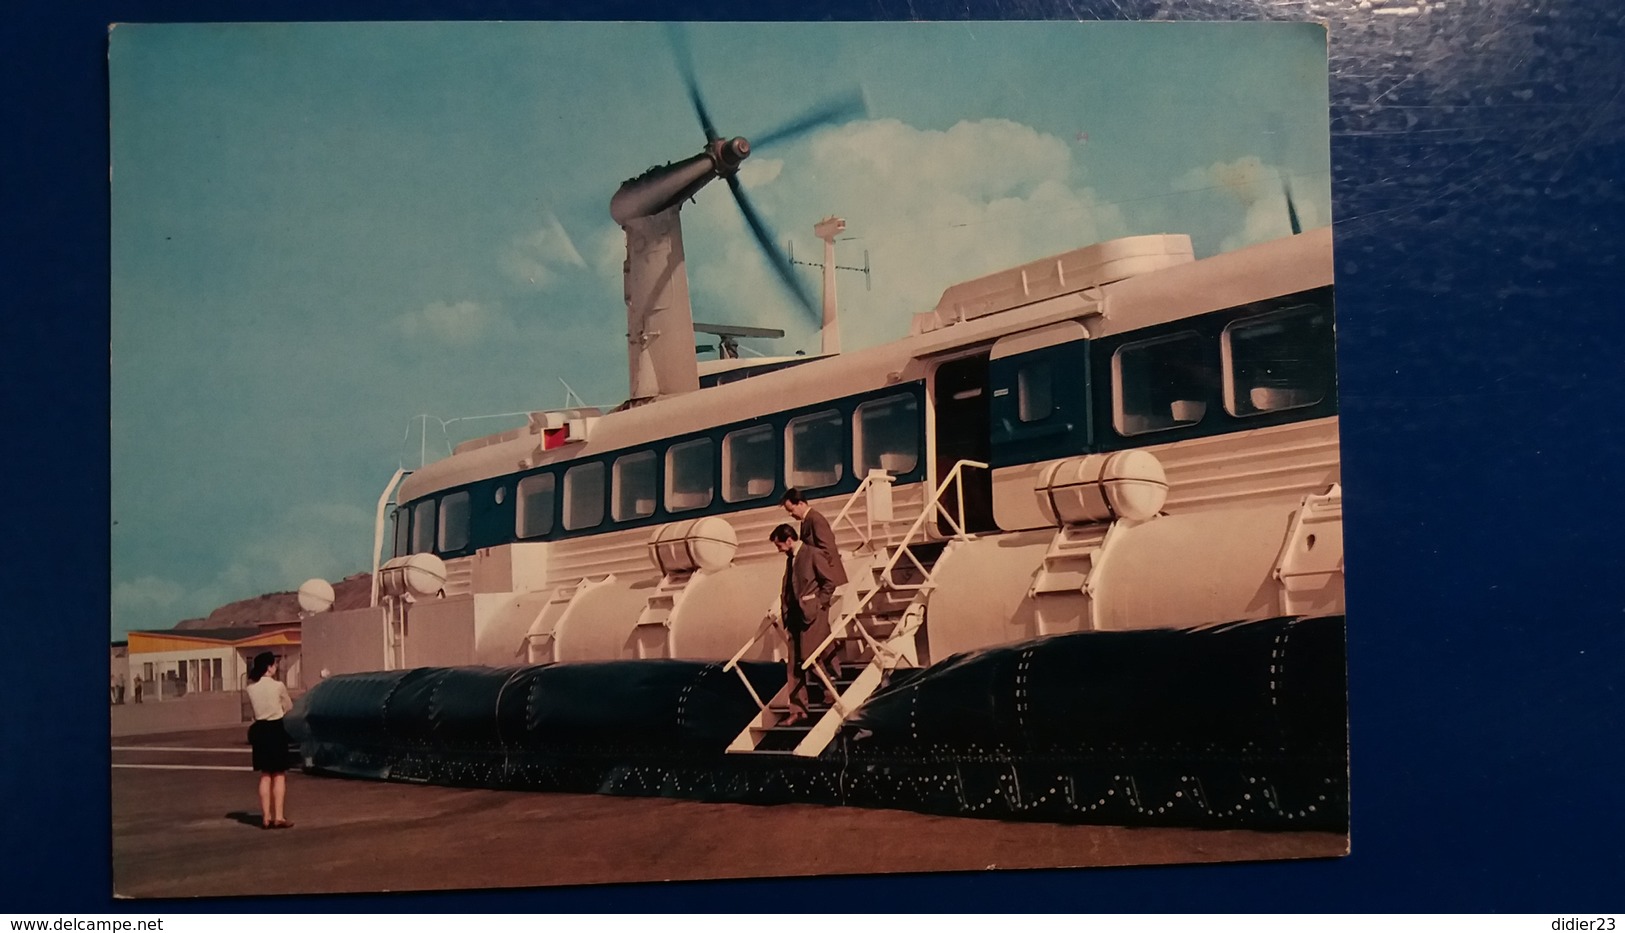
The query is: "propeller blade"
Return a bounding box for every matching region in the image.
[666,24,719,141]
[752,89,868,149]
[726,173,820,326]
[1283,178,1303,236]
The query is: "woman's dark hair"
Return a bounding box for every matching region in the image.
[248,651,277,684]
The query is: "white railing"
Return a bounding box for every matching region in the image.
[801,459,988,686]
[369,468,409,608]
[720,597,787,711]
[720,468,904,713]
[826,469,897,555]
[721,459,988,716]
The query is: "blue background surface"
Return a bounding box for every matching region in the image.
[5,0,1623,913]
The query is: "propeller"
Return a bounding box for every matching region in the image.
[667,25,866,328]
[752,89,868,149]
[1283,176,1303,236]
[725,172,819,323]
[668,24,719,143]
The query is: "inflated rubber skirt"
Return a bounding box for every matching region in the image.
[289,615,1348,830]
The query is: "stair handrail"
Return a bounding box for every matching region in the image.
[721,597,787,712]
[827,468,891,555]
[721,467,904,710]
[802,459,988,673]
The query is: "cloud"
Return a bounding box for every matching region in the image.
[1192,155,1272,206]
[501,212,587,288]
[737,157,783,187]
[1177,156,1322,253]
[682,118,1125,353]
[396,299,505,344]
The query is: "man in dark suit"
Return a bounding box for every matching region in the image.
[770,523,838,724]
[781,488,848,586]
[782,488,849,677]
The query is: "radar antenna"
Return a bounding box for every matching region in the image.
[692,321,786,360]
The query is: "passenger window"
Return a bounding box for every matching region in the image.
[854,395,919,476]
[515,473,555,539]
[1018,363,1054,422]
[1113,332,1215,436]
[666,437,714,512]
[411,499,437,554]
[613,450,657,521]
[563,461,605,531]
[438,491,470,552]
[723,424,776,503]
[786,409,845,490]
[1223,306,1334,416]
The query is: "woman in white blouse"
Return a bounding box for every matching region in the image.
[244,651,295,829]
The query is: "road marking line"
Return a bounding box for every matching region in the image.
[111,746,250,753]
[113,764,254,772]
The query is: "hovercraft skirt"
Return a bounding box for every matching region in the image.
[291,616,1348,830]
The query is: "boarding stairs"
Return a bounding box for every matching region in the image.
[724,460,987,757]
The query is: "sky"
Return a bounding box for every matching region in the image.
[109,21,1331,638]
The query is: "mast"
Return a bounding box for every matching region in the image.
[814,216,844,355]
[610,138,751,402]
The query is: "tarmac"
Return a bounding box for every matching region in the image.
[112,725,1348,898]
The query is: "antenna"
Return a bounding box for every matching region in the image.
[788,234,873,289]
[788,216,873,355]
[558,378,587,409]
[692,321,785,359]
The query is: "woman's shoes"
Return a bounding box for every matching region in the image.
[261,819,294,829]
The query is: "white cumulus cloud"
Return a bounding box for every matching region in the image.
[683,118,1126,354]
[1177,156,1323,253]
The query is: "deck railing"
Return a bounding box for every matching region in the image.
[800,460,987,687]
[722,459,988,713]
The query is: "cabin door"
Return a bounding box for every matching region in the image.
[932,354,996,535]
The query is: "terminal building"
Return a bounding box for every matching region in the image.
[122,621,302,700]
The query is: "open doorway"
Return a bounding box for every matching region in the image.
[932,353,996,535]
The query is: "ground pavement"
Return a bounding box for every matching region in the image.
[112,726,1347,898]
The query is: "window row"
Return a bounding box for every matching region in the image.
[396,392,921,554]
[1107,304,1333,437]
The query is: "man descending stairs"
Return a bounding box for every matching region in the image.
[727,538,958,757]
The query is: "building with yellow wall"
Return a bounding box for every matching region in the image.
[124,622,301,700]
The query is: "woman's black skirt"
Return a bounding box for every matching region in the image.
[248,718,295,773]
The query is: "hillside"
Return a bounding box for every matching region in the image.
[173,572,374,630]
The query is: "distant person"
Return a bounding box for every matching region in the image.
[245,651,295,830]
[770,523,838,725]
